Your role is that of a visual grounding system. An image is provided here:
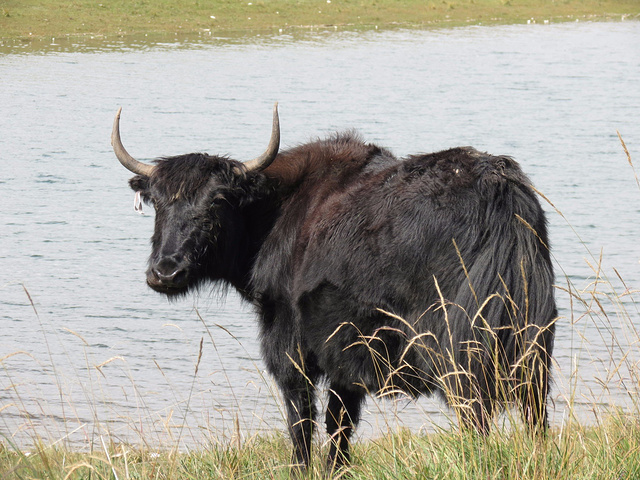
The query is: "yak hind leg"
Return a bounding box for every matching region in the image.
[443,368,495,435]
[450,380,494,435]
[516,324,554,435]
[325,384,365,473]
[519,352,551,435]
[460,394,494,435]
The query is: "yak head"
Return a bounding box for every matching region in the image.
[111,105,280,297]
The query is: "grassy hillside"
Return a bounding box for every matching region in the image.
[1,0,639,41]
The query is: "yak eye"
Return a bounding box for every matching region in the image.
[212,193,228,204]
[201,219,214,231]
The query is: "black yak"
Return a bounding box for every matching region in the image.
[112,104,556,472]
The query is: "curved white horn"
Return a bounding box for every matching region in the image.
[111,108,156,177]
[243,103,280,172]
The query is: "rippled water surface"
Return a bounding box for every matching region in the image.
[1,21,640,448]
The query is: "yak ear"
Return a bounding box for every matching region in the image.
[129,175,149,193]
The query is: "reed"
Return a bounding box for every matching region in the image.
[2,137,639,479]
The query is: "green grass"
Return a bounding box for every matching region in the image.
[3,415,640,479]
[1,0,639,41]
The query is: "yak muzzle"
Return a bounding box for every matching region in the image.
[146,257,189,294]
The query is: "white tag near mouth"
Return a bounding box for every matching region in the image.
[134,191,144,214]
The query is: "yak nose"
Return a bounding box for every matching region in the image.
[147,257,188,291]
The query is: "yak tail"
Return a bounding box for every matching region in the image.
[444,183,557,432]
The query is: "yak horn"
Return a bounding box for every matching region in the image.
[111,108,156,177]
[243,103,280,172]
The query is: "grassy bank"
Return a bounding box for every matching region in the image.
[1,0,639,42]
[3,414,640,479]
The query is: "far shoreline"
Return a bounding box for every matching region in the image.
[1,0,638,53]
[2,13,638,55]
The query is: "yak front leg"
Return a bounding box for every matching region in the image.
[325,385,365,473]
[281,375,318,472]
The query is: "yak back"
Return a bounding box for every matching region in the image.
[250,132,398,300]
[253,139,547,312]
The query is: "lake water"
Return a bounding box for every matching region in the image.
[1,21,639,450]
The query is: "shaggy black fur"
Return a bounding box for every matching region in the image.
[125,132,556,473]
